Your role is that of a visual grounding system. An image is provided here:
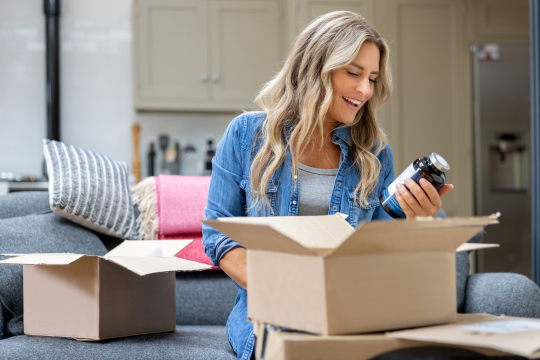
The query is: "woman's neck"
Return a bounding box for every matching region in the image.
[298,125,341,169]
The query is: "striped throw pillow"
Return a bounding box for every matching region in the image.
[43,139,138,239]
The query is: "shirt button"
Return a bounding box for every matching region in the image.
[337,182,341,186]
[293,200,297,205]
[333,205,337,210]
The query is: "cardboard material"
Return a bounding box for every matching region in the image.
[253,314,516,360]
[205,214,498,335]
[0,240,211,340]
[388,314,540,358]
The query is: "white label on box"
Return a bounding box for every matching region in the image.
[143,246,164,257]
[458,320,540,333]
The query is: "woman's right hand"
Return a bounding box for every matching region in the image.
[218,247,248,290]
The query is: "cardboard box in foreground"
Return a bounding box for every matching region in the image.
[205,214,498,336]
[253,314,534,360]
[0,240,211,340]
[388,313,540,358]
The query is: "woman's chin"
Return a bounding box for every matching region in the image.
[335,114,357,125]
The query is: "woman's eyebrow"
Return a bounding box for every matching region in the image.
[350,62,380,75]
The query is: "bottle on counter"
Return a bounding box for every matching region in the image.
[379,152,450,219]
[203,138,216,176]
[159,134,170,175]
[165,141,180,175]
[147,142,156,177]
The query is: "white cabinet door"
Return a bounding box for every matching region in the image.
[210,0,282,107]
[382,0,470,217]
[292,0,375,36]
[134,0,209,110]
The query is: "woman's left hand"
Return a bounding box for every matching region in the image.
[396,178,453,219]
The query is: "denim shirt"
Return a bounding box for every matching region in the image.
[202,112,395,360]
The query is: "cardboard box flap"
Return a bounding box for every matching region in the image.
[206,214,497,257]
[387,314,540,358]
[456,243,499,252]
[328,220,488,257]
[356,214,498,233]
[105,256,211,276]
[204,219,317,256]
[104,240,192,257]
[0,253,87,265]
[205,214,354,255]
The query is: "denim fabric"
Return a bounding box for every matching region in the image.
[202,112,395,360]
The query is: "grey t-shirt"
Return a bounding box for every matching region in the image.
[297,163,339,216]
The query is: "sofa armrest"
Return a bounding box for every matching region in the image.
[464,273,540,318]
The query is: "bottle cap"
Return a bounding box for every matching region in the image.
[429,153,450,172]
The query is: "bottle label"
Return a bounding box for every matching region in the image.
[381,163,422,218]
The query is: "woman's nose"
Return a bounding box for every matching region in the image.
[355,78,371,98]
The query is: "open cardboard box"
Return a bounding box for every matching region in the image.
[0,240,211,340]
[205,214,499,336]
[253,314,534,360]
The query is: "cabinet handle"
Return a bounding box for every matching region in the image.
[212,73,220,82]
[201,73,208,82]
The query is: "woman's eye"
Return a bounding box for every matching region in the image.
[347,71,358,77]
[369,78,377,83]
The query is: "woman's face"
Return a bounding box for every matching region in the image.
[326,41,380,126]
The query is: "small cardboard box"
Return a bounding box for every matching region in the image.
[0,240,211,340]
[253,314,520,360]
[205,214,498,336]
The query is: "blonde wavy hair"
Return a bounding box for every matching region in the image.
[250,11,392,208]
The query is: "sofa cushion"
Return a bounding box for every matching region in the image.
[43,139,138,239]
[175,271,238,326]
[0,211,108,338]
[0,192,50,219]
[0,326,236,360]
[465,273,540,318]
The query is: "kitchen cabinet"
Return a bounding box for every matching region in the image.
[133,0,284,111]
[289,0,375,37]
[377,0,471,217]
[467,0,529,42]
[133,0,528,218]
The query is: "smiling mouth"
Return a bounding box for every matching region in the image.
[343,96,362,108]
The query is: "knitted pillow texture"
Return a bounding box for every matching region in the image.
[43,139,137,239]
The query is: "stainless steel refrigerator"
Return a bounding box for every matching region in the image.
[472,43,531,277]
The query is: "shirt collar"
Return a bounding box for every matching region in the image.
[332,126,352,147]
[284,124,351,146]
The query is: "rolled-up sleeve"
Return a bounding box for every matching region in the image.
[202,115,247,266]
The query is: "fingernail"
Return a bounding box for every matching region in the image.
[450,184,454,189]
[404,178,411,184]
[420,179,427,186]
[397,183,402,188]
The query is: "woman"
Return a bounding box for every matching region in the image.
[203,11,452,360]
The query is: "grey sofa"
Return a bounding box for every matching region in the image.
[1,191,540,360]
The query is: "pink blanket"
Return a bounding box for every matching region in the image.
[155,175,218,270]
[156,175,211,236]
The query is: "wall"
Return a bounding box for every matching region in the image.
[0,1,45,176]
[0,0,236,178]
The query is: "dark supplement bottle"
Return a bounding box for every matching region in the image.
[379,152,450,219]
